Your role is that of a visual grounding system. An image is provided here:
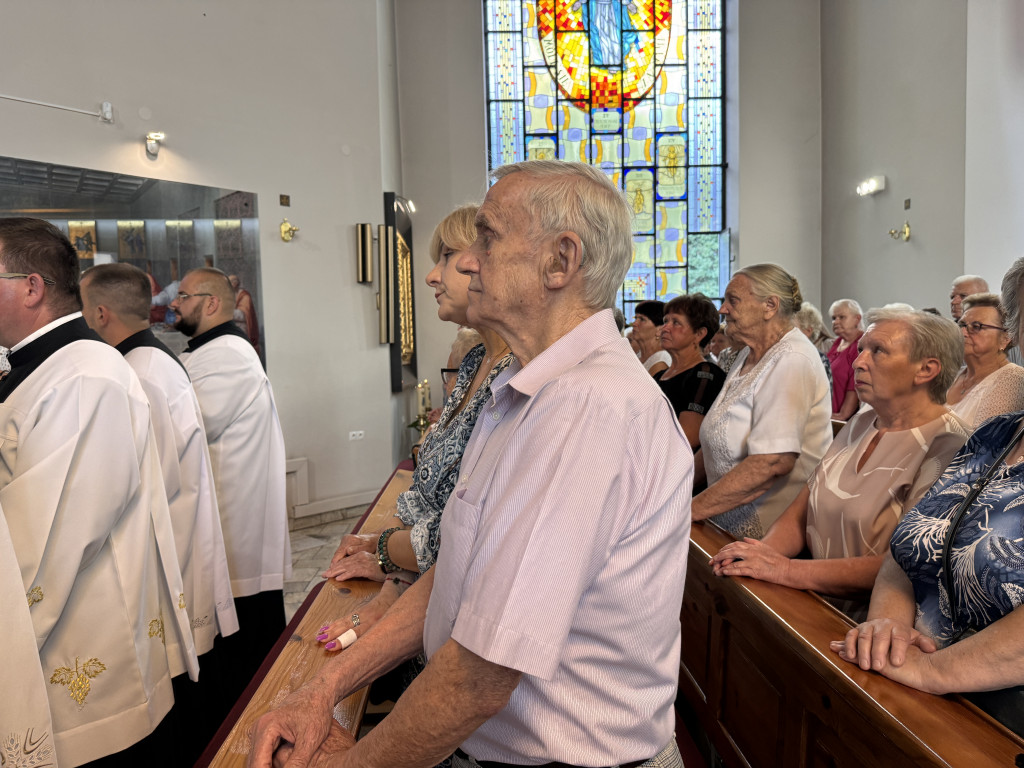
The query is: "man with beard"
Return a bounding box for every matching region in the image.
[170,267,290,704]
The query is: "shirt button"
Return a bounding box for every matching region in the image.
[491,410,501,421]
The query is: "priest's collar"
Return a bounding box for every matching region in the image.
[0,315,101,403]
[116,328,188,376]
[10,312,82,354]
[185,320,249,353]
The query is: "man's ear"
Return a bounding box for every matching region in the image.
[544,231,584,290]
[94,305,110,328]
[914,357,941,389]
[22,273,48,310]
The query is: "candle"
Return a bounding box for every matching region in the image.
[417,379,431,417]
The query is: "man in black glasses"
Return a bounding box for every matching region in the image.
[169,267,291,708]
[0,217,197,765]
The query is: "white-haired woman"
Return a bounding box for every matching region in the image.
[827,298,864,421]
[693,264,832,539]
[711,309,970,618]
[946,292,1024,429]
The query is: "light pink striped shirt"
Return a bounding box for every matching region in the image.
[424,310,693,766]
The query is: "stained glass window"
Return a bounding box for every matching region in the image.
[484,0,728,320]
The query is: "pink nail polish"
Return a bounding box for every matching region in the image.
[325,641,337,650]
[317,633,328,641]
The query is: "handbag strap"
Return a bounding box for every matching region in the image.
[941,415,1024,640]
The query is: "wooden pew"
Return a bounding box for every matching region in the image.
[680,521,1024,767]
[200,463,414,767]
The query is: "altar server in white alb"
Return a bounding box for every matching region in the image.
[80,262,240,762]
[170,267,290,700]
[0,504,56,767]
[0,218,197,767]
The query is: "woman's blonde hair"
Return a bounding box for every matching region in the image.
[429,204,479,264]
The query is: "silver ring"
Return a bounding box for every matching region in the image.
[351,613,360,627]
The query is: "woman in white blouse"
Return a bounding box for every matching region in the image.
[709,309,970,617]
[946,292,1024,429]
[692,264,832,538]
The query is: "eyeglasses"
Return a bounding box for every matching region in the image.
[0,272,55,286]
[441,368,459,387]
[175,292,213,301]
[957,320,1006,335]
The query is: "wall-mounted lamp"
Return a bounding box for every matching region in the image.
[393,195,416,214]
[888,221,911,242]
[280,218,299,242]
[145,131,165,157]
[856,175,886,196]
[356,224,374,283]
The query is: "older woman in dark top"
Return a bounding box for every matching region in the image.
[653,293,725,449]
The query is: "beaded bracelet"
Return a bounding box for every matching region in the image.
[376,527,403,574]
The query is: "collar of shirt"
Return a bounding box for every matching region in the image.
[10,312,82,354]
[185,319,249,352]
[496,309,621,399]
[116,327,189,376]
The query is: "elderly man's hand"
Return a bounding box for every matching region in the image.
[247,679,338,768]
[709,538,792,586]
[829,618,937,673]
[270,719,356,768]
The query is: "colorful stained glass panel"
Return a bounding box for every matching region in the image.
[689,0,721,30]
[655,134,687,198]
[485,0,725,311]
[625,169,655,234]
[525,69,557,133]
[687,233,722,296]
[657,268,686,298]
[489,101,525,167]
[688,31,721,99]
[657,201,686,266]
[488,33,523,100]
[688,165,722,232]
[655,66,686,132]
[688,99,721,165]
[486,0,521,30]
[624,100,655,166]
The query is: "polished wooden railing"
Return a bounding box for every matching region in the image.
[200,464,414,767]
[680,521,1024,767]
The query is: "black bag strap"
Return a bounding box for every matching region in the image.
[941,415,1024,641]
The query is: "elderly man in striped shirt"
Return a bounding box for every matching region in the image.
[250,160,693,768]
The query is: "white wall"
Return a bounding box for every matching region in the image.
[396,0,490,412]
[736,0,822,306]
[820,0,967,314]
[964,0,1024,290]
[0,1,403,508]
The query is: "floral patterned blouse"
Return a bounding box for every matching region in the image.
[396,344,514,573]
[891,411,1024,647]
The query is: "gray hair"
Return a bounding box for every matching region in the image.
[1001,258,1024,346]
[449,327,483,367]
[863,308,963,404]
[735,263,803,318]
[490,160,632,309]
[953,274,989,290]
[828,298,864,326]
[793,302,834,343]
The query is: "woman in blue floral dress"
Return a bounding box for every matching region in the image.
[320,205,513,646]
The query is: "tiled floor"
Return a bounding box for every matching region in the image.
[284,515,360,621]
